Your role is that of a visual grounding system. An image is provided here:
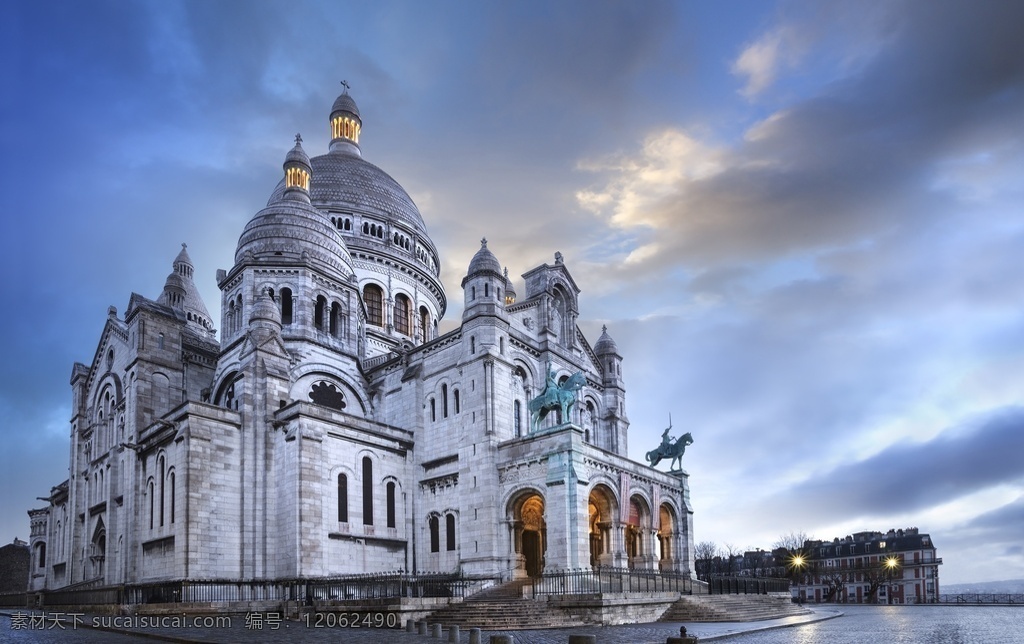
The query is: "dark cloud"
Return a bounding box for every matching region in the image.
[782,408,1024,520]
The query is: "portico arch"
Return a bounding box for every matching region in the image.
[626,495,653,569]
[658,503,679,571]
[507,490,546,578]
[588,484,618,567]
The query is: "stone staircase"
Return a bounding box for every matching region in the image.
[422,579,592,630]
[660,594,812,622]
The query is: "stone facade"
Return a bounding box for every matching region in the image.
[27,90,694,592]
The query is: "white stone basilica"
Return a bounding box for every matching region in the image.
[27,89,694,591]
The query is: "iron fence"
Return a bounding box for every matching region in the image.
[0,592,27,608]
[531,567,693,597]
[707,576,790,595]
[31,572,483,608]
[911,594,1024,605]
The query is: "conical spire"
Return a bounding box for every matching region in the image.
[159,243,216,337]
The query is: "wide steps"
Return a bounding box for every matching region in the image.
[661,594,811,623]
[423,580,590,630]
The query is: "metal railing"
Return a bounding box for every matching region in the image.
[32,572,485,608]
[531,567,693,598]
[912,593,1024,605]
[707,576,790,595]
[0,592,27,608]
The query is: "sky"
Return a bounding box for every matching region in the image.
[2,0,1023,586]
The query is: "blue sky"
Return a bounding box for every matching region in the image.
[2,0,1023,585]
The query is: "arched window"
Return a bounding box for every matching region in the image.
[394,294,411,336]
[429,515,440,553]
[386,482,396,528]
[337,474,348,522]
[158,455,166,527]
[148,480,155,530]
[36,543,46,568]
[314,295,327,331]
[168,471,176,524]
[446,513,456,551]
[453,389,460,414]
[363,285,384,327]
[280,288,293,325]
[362,457,373,526]
[419,306,430,343]
[330,302,341,337]
[441,384,449,418]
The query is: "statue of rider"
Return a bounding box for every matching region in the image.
[544,363,558,400]
[659,415,674,456]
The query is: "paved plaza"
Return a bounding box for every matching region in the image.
[1,609,840,643]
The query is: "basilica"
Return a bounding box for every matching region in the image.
[27,89,694,592]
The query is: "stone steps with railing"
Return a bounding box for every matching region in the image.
[423,579,593,630]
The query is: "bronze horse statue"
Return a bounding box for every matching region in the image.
[646,431,693,471]
[529,371,587,429]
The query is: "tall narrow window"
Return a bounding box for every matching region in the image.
[514,400,522,436]
[37,543,46,568]
[363,285,384,327]
[454,389,460,414]
[430,398,436,422]
[442,385,449,418]
[330,302,341,337]
[429,516,440,553]
[148,480,154,530]
[158,456,165,527]
[337,474,348,522]
[446,514,456,551]
[386,482,396,528]
[314,295,327,331]
[280,286,292,323]
[419,306,430,343]
[168,471,175,524]
[394,294,411,335]
[362,457,373,526]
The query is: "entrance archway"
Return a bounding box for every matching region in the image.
[658,503,678,571]
[509,492,546,577]
[588,485,617,567]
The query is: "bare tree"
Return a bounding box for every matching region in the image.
[773,531,811,552]
[693,541,718,582]
[722,543,742,575]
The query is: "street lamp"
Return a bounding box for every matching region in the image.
[883,556,901,604]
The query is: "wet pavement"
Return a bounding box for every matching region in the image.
[1,609,841,643]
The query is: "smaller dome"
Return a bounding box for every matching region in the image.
[467,238,502,277]
[503,267,517,304]
[285,133,311,169]
[283,134,312,202]
[594,325,619,355]
[331,91,360,119]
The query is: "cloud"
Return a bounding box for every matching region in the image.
[780,408,1024,522]
[732,26,803,97]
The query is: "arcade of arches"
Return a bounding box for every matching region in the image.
[508,486,681,577]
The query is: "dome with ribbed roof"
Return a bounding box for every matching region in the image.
[594,325,619,355]
[331,91,360,119]
[236,199,354,279]
[238,141,354,278]
[467,238,502,277]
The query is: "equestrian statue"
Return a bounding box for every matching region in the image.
[529,364,587,431]
[646,416,693,471]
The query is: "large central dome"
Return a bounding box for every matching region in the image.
[267,153,427,236]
